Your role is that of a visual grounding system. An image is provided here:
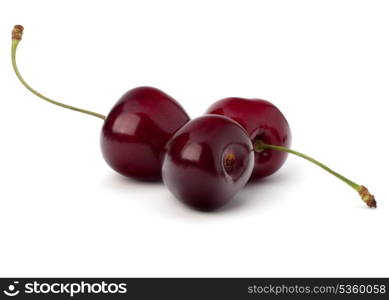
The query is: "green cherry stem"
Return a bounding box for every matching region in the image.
[11,25,106,120]
[254,140,377,208]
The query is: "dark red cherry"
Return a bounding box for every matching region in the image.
[205,98,291,181]
[162,115,254,211]
[100,86,190,180]
[11,28,190,181]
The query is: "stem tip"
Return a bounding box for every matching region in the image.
[12,25,24,41]
[359,185,377,208]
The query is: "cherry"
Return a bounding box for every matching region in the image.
[163,114,376,209]
[101,87,189,180]
[205,97,291,180]
[162,115,254,211]
[11,25,189,181]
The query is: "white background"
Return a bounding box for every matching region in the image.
[0,0,388,277]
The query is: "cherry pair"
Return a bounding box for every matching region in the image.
[11,25,376,211]
[163,99,291,210]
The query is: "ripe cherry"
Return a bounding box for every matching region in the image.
[101,87,189,180]
[205,97,291,180]
[11,25,189,181]
[162,115,254,211]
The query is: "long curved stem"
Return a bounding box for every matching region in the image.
[11,25,106,120]
[254,140,376,208]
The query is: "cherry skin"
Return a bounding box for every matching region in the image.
[162,115,254,211]
[205,98,291,181]
[101,86,190,181]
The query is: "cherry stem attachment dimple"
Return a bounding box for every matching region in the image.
[11,25,106,120]
[254,140,376,208]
